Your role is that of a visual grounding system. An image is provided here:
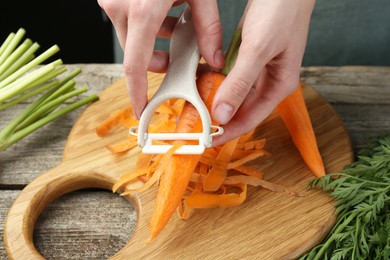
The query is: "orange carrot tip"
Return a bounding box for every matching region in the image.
[96,106,133,137]
[277,83,326,177]
[106,139,138,154]
[113,166,151,193]
[121,144,182,196]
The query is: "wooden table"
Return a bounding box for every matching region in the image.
[1,65,389,259]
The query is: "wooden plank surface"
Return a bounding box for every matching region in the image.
[1,65,390,259]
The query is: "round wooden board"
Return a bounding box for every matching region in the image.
[5,72,353,259]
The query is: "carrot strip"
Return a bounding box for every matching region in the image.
[202,148,219,158]
[202,138,239,191]
[96,106,132,137]
[106,138,138,154]
[227,150,269,169]
[276,82,326,177]
[224,176,299,196]
[233,165,265,178]
[120,144,181,195]
[156,102,176,115]
[112,166,151,193]
[171,99,186,116]
[231,150,256,159]
[236,139,266,150]
[136,154,154,168]
[184,183,247,208]
[199,156,228,169]
[120,116,139,128]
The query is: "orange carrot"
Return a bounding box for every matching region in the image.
[148,72,225,241]
[202,138,239,191]
[96,106,132,137]
[276,82,325,177]
[236,139,266,150]
[227,150,269,169]
[106,138,137,154]
[233,165,264,178]
[184,183,247,208]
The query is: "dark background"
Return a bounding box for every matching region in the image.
[0,0,114,63]
[1,0,389,66]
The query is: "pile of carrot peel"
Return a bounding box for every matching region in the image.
[97,99,295,207]
[96,71,325,241]
[96,90,298,240]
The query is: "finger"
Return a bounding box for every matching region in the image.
[188,0,224,69]
[98,0,128,49]
[148,51,169,73]
[123,1,172,118]
[111,22,127,50]
[211,41,271,125]
[212,70,299,146]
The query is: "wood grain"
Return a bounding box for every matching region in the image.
[0,190,135,260]
[2,65,389,185]
[1,65,389,259]
[4,72,353,259]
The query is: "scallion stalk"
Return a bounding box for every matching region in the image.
[0,33,15,58]
[0,28,99,151]
[0,28,26,66]
[0,80,60,111]
[0,94,99,151]
[0,42,40,82]
[16,87,88,131]
[0,45,60,89]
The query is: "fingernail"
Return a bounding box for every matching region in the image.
[213,49,225,69]
[214,103,234,124]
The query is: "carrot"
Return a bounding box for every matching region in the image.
[106,138,137,154]
[184,183,247,209]
[276,82,326,177]
[236,139,266,150]
[96,106,132,137]
[202,138,239,191]
[148,72,225,241]
[232,165,264,178]
[227,150,269,169]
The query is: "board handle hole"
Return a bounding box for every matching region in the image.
[33,188,137,259]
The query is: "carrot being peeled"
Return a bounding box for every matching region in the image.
[276,82,325,177]
[148,72,225,241]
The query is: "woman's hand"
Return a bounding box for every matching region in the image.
[211,0,315,146]
[97,0,224,118]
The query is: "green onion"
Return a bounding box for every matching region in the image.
[0,33,15,58]
[0,28,99,151]
[0,94,99,151]
[0,28,26,66]
[0,80,60,111]
[0,42,40,82]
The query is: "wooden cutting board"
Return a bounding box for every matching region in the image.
[4,72,353,259]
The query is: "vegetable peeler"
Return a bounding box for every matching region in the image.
[130,6,223,154]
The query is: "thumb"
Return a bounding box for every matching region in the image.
[188,0,224,69]
[211,47,267,124]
